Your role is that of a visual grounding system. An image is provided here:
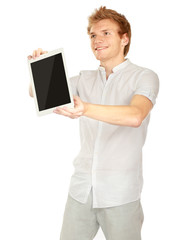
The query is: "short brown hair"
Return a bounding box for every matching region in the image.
[87,6,131,56]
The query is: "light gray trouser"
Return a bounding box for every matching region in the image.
[60,189,144,240]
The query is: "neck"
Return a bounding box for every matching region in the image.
[100,55,125,79]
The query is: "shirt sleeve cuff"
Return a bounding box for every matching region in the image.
[134,89,157,105]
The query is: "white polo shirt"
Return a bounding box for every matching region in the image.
[68,59,159,208]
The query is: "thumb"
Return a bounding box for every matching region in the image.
[73,95,81,105]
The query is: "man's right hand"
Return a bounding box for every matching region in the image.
[27,48,48,60]
[28,48,48,97]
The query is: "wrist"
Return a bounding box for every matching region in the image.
[83,102,90,116]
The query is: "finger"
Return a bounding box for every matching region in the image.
[64,107,83,117]
[69,115,79,119]
[27,55,32,60]
[70,111,83,117]
[32,50,37,59]
[73,95,81,102]
[53,108,72,117]
[54,107,82,118]
[62,106,81,114]
[37,48,43,57]
[73,96,83,108]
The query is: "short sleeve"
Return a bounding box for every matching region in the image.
[134,69,159,105]
[69,75,80,96]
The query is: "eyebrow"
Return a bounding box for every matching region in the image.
[90,29,113,35]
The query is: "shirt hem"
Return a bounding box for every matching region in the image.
[92,196,141,208]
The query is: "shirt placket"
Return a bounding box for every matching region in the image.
[92,72,113,207]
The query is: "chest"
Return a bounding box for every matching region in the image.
[78,72,137,105]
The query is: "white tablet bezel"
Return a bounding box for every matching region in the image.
[28,48,74,116]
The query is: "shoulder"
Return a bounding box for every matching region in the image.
[70,69,98,80]
[79,69,98,79]
[127,60,158,79]
[70,70,99,88]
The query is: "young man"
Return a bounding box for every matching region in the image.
[28,6,159,240]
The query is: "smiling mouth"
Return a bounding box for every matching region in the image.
[95,46,108,51]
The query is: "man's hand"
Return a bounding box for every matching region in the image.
[53,96,87,119]
[28,48,48,97]
[27,48,48,60]
[53,94,153,127]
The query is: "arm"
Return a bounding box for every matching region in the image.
[53,94,153,127]
[29,83,33,97]
[27,48,48,98]
[84,95,152,127]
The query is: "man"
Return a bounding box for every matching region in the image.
[28,6,159,240]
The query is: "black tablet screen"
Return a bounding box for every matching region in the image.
[31,53,71,111]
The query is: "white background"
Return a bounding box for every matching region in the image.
[0,0,178,239]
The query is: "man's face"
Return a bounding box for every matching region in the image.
[90,19,126,64]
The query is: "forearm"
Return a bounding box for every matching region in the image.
[53,95,152,126]
[83,103,142,127]
[29,83,33,97]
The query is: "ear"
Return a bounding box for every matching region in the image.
[121,33,129,46]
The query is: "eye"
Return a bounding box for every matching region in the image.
[104,32,110,36]
[90,34,96,39]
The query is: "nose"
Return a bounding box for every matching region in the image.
[94,35,104,43]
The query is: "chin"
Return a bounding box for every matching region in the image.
[94,54,107,61]
[97,57,109,63]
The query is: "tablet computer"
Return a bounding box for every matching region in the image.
[28,48,74,116]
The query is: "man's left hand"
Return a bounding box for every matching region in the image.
[53,96,87,119]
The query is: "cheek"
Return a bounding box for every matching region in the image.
[90,42,95,50]
[113,41,122,51]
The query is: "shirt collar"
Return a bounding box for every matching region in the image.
[99,59,130,73]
